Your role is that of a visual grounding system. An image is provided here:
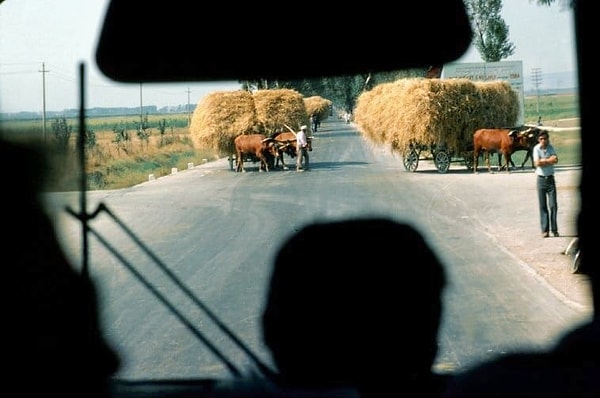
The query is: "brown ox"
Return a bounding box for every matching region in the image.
[473,128,531,173]
[496,126,542,171]
[272,131,313,170]
[514,126,544,169]
[233,134,280,172]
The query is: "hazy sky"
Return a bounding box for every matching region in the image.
[0,0,577,114]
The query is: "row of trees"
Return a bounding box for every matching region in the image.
[237,0,567,115]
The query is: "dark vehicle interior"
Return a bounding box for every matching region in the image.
[6,0,595,397]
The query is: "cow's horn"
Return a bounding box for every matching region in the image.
[283,124,297,137]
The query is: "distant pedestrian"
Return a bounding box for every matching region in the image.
[344,112,351,124]
[533,130,559,237]
[311,114,319,132]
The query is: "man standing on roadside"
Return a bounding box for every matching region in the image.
[296,125,309,172]
[533,129,559,238]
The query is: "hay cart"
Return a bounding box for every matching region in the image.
[401,139,474,174]
[354,78,520,174]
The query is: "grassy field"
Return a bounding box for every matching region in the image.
[0,92,580,191]
[1,114,216,191]
[523,92,580,167]
[523,92,579,125]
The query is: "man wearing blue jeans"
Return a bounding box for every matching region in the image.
[533,130,559,238]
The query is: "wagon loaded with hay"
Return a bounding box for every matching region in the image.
[354,78,520,173]
[189,89,311,170]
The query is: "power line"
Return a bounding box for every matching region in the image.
[39,62,50,143]
[531,67,543,117]
[186,87,191,126]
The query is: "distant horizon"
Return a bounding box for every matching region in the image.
[0,69,578,119]
[524,70,577,92]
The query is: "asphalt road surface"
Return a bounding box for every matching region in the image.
[44,118,592,382]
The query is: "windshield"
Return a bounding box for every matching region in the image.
[0,0,588,396]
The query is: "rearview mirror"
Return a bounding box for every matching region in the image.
[95,0,473,83]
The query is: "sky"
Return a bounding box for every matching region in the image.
[0,0,578,114]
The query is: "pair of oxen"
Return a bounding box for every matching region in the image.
[233,131,312,172]
[472,126,544,173]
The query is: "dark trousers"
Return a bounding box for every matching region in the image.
[537,175,558,234]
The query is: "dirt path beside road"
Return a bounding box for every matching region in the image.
[366,115,588,312]
[543,118,580,129]
[478,165,591,312]
[484,118,588,310]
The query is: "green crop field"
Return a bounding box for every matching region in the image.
[522,92,580,166]
[524,92,579,125]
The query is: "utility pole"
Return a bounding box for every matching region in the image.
[39,62,50,143]
[186,87,191,126]
[139,82,143,125]
[531,67,543,118]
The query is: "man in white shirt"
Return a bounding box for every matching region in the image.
[533,130,559,237]
[296,125,310,171]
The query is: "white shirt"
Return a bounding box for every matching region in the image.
[297,129,308,148]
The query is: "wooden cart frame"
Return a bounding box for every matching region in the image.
[402,141,474,173]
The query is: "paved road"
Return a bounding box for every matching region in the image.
[43,117,591,381]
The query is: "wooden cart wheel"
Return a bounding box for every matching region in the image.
[463,151,474,171]
[572,250,581,274]
[402,147,419,172]
[565,238,581,274]
[434,149,451,173]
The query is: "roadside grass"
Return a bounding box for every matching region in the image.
[4,122,219,192]
[547,129,581,166]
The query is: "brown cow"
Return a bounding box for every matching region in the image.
[233,134,280,172]
[473,128,532,173]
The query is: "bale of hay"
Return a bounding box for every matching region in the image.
[354,81,405,146]
[392,78,482,154]
[189,90,258,156]
[473,80,520,128]
[253,89,308,135]
[304,95,333,122]
[354,77,519,155]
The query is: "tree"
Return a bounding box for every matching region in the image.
[272,68,426,115]
[51,117,72,150]
[464,0,515,62]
